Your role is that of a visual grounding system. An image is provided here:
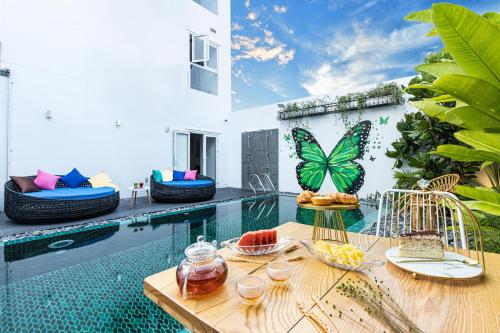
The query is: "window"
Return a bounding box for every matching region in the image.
[190,34,218,95]
[193,0,217,14]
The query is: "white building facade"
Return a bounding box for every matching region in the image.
[0,0,231,205]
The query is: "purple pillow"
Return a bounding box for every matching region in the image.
[33,170,60,190]
[60,168,89,188]
[173,170,185,181]
[10,176,41,193]
[184,170,198,181]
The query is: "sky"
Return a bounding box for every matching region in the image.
[231,0,500,111]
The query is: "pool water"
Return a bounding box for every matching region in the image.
[0,194,377,333]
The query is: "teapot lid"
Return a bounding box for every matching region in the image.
[185,235,217,262]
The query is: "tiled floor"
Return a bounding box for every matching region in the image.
[0,187,256,238]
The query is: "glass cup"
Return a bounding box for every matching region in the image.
[139,182,144,188]
[235,275,266,305]
[266,261,291,286]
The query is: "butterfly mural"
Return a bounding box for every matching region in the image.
[292,121,371,194]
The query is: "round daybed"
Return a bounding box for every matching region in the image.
[4,177,120,223]
[150,175,216,203]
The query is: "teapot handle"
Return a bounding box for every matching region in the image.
[180,262,192,300]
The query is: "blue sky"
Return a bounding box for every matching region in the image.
[231,0,500,111]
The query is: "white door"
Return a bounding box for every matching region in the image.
[173,131,189,171]
[204,135,217,181]
[0,71,9,210]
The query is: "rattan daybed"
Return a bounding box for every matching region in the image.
[150,175,216,203]
[4,176,120,222]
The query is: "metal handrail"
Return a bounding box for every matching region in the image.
[260,173,276,192]
[248,174,266,195]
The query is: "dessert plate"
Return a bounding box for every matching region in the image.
[385,247,483,279]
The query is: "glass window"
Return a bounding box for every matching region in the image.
[207,45,217,70]
[190,65,218,95]
[193,0,217,14]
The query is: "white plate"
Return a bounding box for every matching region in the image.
[385,247,483,279]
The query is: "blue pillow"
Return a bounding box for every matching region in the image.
[152,169,163,182]
[173,170,185,181]
[60,168,89,188]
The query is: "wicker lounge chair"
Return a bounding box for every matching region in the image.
[4,176,120,223]
[150,175,216,203]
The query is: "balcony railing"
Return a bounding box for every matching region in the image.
[277,94,404,121]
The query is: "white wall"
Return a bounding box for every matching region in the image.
[0,0,231,195]
[224,77,418,198]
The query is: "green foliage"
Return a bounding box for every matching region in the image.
[404,3,500,219]
[386,112,480,188]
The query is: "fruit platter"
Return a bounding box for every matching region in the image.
[301,239,383,271]
[221,229,293,256]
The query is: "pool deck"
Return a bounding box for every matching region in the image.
[0,187,257,238]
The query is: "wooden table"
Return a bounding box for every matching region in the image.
[144,222,500,333]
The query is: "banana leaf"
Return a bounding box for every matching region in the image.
[456,185,500,205]
[416,62,465,78]
[431,3,500,88]
[463,200,500,216]
[404,9,432,22]
[432,74,500,121]
[432,144,500,162]
[454,130,500,154]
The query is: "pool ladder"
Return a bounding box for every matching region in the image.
[248,174,276,195]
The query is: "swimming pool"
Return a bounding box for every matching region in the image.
[0,194,378,333]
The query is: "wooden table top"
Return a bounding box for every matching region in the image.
[144,222,500,333]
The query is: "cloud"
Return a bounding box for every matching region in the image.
[301,22,435,95]
[273,5,287,14]
[247,11,258,20]
[245,0,251,8]
[233,67,253,86]
[232,23,244,31]
[232,30,296,66]
[262,79,288,98]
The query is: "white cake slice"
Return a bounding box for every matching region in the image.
[399,231,444,259]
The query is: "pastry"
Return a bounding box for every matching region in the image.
[296,190,318,204]
[399,231,444,259]
[327,193,359,204]
[311,196,334,206]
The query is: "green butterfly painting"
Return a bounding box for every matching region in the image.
[292,121,371,194]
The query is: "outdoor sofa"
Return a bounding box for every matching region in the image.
[150,174,216,203]
[4,176,120,222]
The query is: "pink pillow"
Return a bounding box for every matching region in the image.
[184,170,198,181]
[33,170,60,190]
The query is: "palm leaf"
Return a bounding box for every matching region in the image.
[432,3,500,87]
[432,74,500,121]
[433,144,500,162]
[454,130,500,154]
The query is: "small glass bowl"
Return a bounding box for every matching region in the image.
[266,261,291,286]
[235,275,266,305]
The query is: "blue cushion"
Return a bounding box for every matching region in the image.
[152,169,163,182]
[161,180,214,188]
[25,187,116,200]
[60,168,89,188]
[173,170,186,181]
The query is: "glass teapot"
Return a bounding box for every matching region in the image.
[176,236,228,299]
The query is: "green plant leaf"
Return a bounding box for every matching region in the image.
[404,9,432,22]
[431,93,456,103]
[462,200,500,216]
[431,3,500,87]
[482,12,500,25]
[446,106,500,130]
[411,99,465,127]
[456,185,500,205]
[426,28,438,36]
[454,130,500,154]
[433,144,500,162]
[432,74,500,121]
[416,63,465,79]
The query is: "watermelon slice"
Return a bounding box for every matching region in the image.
[238,232,255,247]
[270,230,277,244]
[255,231,263,245]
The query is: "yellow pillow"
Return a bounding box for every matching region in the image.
[161,169,173,182]
[89,172,120,192]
